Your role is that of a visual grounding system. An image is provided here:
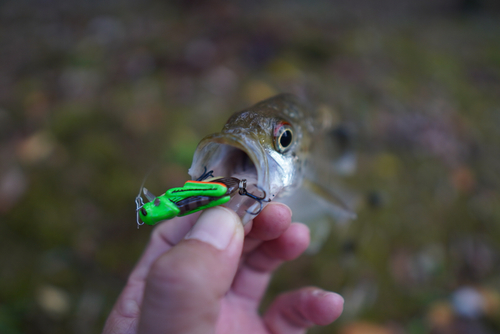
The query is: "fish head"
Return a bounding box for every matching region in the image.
[189,94,312,224]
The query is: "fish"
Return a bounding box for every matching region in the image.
[188,93,357,235]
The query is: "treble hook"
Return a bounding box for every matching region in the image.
[196,166,214,181]
[135,168,153,229]
[135,194,145,229]
[238,179,271,215]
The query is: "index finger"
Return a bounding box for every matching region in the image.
[243,202,292,255]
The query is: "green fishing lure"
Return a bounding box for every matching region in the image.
[135,169,269,227]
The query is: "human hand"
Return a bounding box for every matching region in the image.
[103,203,343,334]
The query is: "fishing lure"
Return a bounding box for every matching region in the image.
[135,169,269,227]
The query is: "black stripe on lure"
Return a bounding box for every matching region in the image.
[135,168,270,227]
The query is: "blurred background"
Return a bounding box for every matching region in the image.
[1,0,500,333]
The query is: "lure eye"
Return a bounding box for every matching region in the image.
[140,207,147,216]
[274,122,294,153]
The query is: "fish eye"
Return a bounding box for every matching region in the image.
[274,122,294,153]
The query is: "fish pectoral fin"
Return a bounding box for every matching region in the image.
[303,179,357,219]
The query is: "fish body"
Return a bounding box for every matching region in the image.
[189,93,355,226]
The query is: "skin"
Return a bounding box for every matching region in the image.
[103,203,344,334]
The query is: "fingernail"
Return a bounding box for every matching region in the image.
[312,289,344,304]
[184,207,240,250]
[324,292,344,305]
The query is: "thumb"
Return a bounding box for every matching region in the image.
[137,206,244,334]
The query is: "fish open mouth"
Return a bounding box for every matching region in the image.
[189,132,271,224]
